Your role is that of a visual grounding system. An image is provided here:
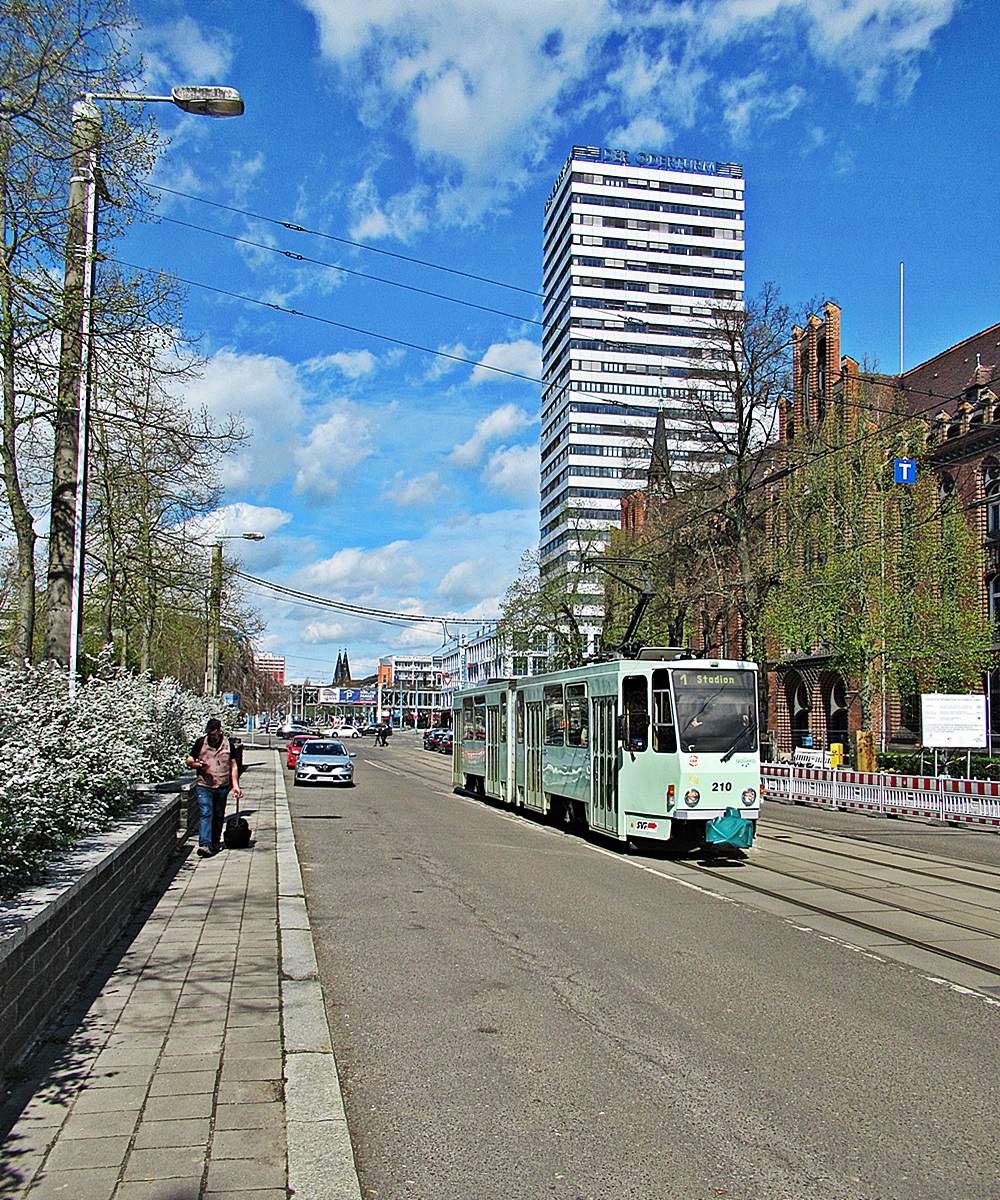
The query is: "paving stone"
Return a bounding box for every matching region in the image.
[44,1132,131,1170]
[132,1116,211,1149]
[212,1101,284,1132]
[147,1069,217,1097]
[211,1126,285,1160]
[216,1078,283,1105]
[72,1083,149,1113]
[123,1145,206,1182]
[59,1109,139,1139]
[114,1180,203,1200]
[142,1093,214,1121]
[205,1156,286,1193]
[25,1165,120,1199]
[219,1056,282,1082]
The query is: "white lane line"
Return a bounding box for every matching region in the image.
[366,760,406,777]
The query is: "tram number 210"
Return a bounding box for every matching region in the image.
[711,781,733,792]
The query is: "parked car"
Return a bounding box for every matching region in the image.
[437,730,454,755]
[330,725,362,739]
[293,739,356,787]
[423,728,447,750]
[286,734,314,770]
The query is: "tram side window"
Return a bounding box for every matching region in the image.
[474,696,487,740]
[622,676,649,751]
[566,683,589,747]
[500,693,508,742]
[516,692,525,742]
[463,698,475,740]
[544,685,565,746]
[652,670,677,753]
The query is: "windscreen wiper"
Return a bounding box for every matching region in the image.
[720,712,755,762]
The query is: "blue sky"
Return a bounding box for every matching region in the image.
[123,0,998,683]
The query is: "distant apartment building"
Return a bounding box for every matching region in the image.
[540,144,745,648]
[254,652,286,686]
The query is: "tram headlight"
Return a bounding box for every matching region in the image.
[684,788,699,807]
[741,787,757,805]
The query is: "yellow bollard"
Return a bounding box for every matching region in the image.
[855,730,876,772]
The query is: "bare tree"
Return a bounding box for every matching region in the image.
[0,0,160,660]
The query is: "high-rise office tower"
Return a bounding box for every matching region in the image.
[539,145,745,651]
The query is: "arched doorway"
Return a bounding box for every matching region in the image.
[785,672,811,748]
[822,672,849,747]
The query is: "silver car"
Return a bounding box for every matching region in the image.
[293,739,356,787]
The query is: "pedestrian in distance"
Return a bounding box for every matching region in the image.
[186,718,243,857]
[375,724,388,747]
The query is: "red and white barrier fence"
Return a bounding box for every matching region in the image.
[761,764,1000,828]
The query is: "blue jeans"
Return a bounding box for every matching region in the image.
[196,784,230,849]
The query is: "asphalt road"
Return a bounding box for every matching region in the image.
[286,735,1000,1200]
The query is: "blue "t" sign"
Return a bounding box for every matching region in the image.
[894,458,917,484]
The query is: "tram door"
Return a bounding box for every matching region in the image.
[486,701,503,798]
[524,700,544,813]
[590,695,619,834]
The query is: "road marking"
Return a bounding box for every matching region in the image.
[366,760,406,777]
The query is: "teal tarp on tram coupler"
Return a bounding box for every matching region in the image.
[705,807,755,849]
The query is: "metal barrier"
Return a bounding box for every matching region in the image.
[761,764,1000,828]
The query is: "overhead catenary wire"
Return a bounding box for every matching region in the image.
[109,257,544,385]
[234,569,497,628]
[126,207,543,327]
[153,184,544,298]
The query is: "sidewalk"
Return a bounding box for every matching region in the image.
[0,749,361,1200]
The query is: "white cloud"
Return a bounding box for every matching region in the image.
[482,444,539,500]
[304,541,424,595]
[301,0,958,223]
[183,503,293,542]
[305,350,378,378]
[302,620,347,644]
[182,350,308,496]
[470,338,541,385]
[425,343,470,382]
[139,16,234,87]
[721,72,805,140]
[294,403,376,504]
[450,403,534,468]
[382,471,449,508]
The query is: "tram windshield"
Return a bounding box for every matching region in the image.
[672,669,758,755]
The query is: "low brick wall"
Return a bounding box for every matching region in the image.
[0,792,182,1086]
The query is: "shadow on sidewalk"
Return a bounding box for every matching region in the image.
[0,843,196,1148]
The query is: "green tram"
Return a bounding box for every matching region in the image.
[452,649,760,848]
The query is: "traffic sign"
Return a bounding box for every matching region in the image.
[894,458,917,484]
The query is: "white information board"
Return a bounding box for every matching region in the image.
[920,693,987,749]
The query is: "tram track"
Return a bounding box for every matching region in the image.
[688,826,1000,982]
[352,741,1000,986]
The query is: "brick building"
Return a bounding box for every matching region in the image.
[770,307,1000,757]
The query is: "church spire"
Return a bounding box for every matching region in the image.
[334,650,343,684]
[647,404,671,493]
[341,648,351,684]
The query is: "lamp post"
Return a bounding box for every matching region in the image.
[46,86,244,697]
[206,532,264,696]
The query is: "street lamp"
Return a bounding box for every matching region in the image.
[206,533,265,697]
[47,86,245,697]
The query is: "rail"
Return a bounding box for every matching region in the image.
[761,764,1000,829]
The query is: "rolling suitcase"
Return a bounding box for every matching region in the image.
[224,801,252,849]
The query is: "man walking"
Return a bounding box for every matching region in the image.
[187,718,242,857]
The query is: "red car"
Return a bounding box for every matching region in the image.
[286,734,314,770]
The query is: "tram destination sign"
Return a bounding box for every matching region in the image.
[920,693,987,748]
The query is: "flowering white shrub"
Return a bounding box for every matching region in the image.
[0,660,231,898]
